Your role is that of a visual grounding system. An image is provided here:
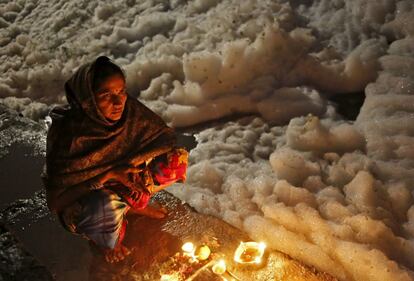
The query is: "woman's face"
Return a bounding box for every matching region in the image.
[94,75,127,121]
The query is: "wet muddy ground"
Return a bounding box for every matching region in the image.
[0,133,336,281]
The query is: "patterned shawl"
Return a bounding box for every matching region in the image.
[42,56,175,204]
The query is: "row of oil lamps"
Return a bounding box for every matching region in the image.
[161,241,267,280]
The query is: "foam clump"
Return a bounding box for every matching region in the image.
[287,115,366,153]
[168,113,414,281]
[269,148,319,186]
[0,97,50,121]
[343,171,380,212]
[0,0,387,127]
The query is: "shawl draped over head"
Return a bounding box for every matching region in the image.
[42,56,176,204]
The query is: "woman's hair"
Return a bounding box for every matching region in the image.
[92,56,125,93]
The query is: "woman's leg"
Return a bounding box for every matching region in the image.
[62,189,131,262]
[76,189,129,249]
[135,182,178,218]
[128,202,167,219]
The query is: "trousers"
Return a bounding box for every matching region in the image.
[59,189,130,249]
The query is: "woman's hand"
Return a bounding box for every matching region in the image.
[104,165,143,191]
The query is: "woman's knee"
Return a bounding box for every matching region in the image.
[60,189,129,248]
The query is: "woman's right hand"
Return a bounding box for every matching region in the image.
[104,165,142,191]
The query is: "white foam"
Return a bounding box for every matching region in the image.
[2,0,414,280]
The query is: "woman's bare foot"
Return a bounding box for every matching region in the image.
[104,244,131,263]
[129,203,168,219]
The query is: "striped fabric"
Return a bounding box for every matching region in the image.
[60,189,130,249]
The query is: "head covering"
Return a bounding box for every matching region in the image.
[42,56,176,207]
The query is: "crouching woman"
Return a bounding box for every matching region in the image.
[41,56,187,263]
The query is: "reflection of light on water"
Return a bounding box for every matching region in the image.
[234,241,266,264]
[274,258,284,269]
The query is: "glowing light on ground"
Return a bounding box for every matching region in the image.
[234,241,266,264]
[212,259,227,275]
[195,245,211,260]
[160,273,180,281]
[181,242,195,253]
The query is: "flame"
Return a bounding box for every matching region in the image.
[212,259,227,275]
[181,242,198,262]
[234,241,266,264]
[160,273,180,281]
[182,242,195,253]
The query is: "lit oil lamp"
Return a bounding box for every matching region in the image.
[234,242,266,264]
[181,242,197,262]
[211,259,241,281]
[182,242,195,253]
[160,273,180,281]
[212,259,227,275]
[181,242,211,262]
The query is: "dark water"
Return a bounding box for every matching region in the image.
[327,92,365,121]
[0,144,44,208]
[0,144,90,281]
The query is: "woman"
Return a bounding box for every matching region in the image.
[42,56,187,263]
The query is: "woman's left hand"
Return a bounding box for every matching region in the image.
[104,165,143,191]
